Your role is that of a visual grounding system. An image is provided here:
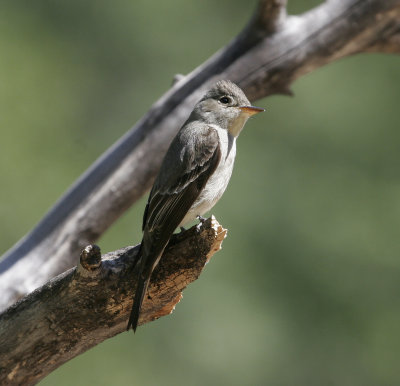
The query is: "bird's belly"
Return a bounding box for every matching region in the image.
[180,141,235,226]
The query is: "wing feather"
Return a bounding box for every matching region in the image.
[144,125,221,233]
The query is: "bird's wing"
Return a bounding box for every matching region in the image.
[143,124,221,236]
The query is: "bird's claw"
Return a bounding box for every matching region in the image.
[196,215,207,232]
[196,215,206,222]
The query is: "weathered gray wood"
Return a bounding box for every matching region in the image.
[1,0,399,321]
[0,217,227,386]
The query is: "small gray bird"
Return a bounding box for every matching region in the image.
[127,80,264,331]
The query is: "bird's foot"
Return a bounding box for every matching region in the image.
[196,215,207,232]
[196,215,206,222]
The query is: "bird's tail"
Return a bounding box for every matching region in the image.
[127,233,166,332]
[127,272,150,332]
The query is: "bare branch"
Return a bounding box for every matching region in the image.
[0,217,227,386]
[1,0,400,310]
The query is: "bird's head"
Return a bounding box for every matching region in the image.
[191,80,264,137]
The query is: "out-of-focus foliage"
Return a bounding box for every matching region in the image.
[1,1,400,385]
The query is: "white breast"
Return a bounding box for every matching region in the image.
[180,126,236,226]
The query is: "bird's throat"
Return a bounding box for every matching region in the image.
[227,114,248,137]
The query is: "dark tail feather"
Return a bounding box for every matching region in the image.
[127,274,150,332]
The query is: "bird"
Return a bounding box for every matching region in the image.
[127,80,264,331]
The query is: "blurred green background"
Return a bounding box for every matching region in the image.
[1,0,400,385]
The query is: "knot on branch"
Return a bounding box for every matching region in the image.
[79,244,102,274]
[171,73,185,86]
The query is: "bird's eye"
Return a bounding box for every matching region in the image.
[219,96,231,105]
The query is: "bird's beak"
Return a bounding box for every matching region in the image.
[239,106,265,116]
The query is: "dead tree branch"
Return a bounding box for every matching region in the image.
[0,217,227,385]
